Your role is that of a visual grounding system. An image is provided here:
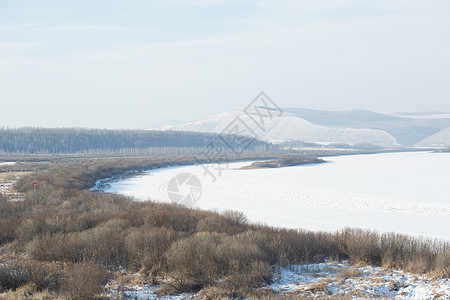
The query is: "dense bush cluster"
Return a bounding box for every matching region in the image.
[0,157,448,299]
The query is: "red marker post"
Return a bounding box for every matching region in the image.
[33,182,37,191]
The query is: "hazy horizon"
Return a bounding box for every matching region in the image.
[1,106,450,131]
[1,0,450,129]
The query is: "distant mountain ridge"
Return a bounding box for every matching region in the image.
[283,108,450,146]
[162,111,399,148]
[161,108,450,148]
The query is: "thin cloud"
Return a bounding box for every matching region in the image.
[40,24,127,32]
[0,23,39,31]
[155,0,241,7]
[0,42,45,55]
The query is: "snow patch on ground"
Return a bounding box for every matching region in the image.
[105,263,449,299]
[0,181,14,194]
[107,281,192,300]
[270,262,450,299]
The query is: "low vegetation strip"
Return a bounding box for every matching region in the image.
[239,156,326,170]
[0,156,449,299]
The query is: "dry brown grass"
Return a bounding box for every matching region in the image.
[435,251,450,276]
[0,172,26,183]
[0,289,56,300]
[336,268,364,280]
[304,280,331,294]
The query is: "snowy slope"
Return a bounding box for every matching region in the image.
[415,126,450,147]
[162,111,399,147]
[285,108,450,146]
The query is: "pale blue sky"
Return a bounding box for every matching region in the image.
[1,0,449,128]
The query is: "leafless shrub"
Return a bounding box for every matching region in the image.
[0,216,20,246]
[62,262,108,300]
[165,232,225,291]
[142,205,206,233]
[124,226,178,274]
[435,251,450,276]
[15,219,44,244]
[217,260,272,297]
[0,194,6,205]
[0,263,62,293]
[0,264,29,292]
[380,233,444,273]
[221,210,248,226]
[164,231,272,295]
[336,228,381,265]
[29,235,87,263]
[78,226,125,266]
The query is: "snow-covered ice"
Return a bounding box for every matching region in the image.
[106,152,450,240]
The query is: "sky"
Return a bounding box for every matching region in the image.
[1,0,450,129]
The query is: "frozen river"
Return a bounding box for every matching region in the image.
[106,151,450,240]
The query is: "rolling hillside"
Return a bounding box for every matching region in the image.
[161,108,450,148]
[163,111,399,147]
[415,126,450,147]
[284,108,450,146]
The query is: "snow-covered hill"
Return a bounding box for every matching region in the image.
[285,108,450,146]
[162,111,399,147]
[415,126,450,147]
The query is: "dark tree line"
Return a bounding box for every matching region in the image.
[0,127,279,155]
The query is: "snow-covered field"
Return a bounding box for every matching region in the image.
[106,152,450,240]
[0,162,16,166]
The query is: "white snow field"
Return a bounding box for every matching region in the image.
[106,151,450,240]
[0,162,16,166]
